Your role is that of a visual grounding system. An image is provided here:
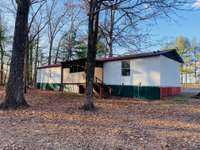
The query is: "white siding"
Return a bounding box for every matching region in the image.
[37,67,61,83]
[103,56,161,86]
[37,66,103,85]
[103,61,122,85]
[63,67,102,84]
[160,56,181,87]
[37,69,42,83]
[63,68,86,84]
[36,56,181,87]
[132,57,161,86]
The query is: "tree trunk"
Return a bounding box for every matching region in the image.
[24,37,29,94]
[181,64,183,84]
[0,44,4,85]
[84,0,101,111]
[0,0,30,110]
[67,31,73,60]
[4,58,10,84]
[194,60,197,83]
[33,35,39,88]
[186,73,188,84]
[108,6,115,57]
[54,38,62,64]
[29,43,33,85]
[48,39,53,65]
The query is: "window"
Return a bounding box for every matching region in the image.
[69,64,85,73]
[121,61,130,76]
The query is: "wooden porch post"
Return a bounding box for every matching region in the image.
[60,64,64,92]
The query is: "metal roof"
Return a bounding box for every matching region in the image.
[38,49,184,69]
[37,64,61,69]
[61,49,183,64]
[97,49,184,63]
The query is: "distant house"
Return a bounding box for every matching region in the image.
[37,49,184,100]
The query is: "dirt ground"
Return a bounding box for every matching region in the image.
[0,89,200,150]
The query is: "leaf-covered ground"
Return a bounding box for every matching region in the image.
[0,89,200,150]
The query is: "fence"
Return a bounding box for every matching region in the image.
[182,83,200,89]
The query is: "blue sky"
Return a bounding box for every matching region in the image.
[1,0,200,54]
[115,3,200,53]
[142,0,200,51]
[113,0,200,53]
[150,9,200,50]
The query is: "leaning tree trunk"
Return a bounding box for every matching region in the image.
[0,0,30,109]
[84,0,101,111]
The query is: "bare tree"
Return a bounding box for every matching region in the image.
[54,0,85,63]
[100,3,117,57]
[0,0,46,109]
[84,0,102,110]
[100,0,193,56]
[54,33,65,64]
[0,0,30,109]
[28,2,48,87]
[84,0,191,111]
[46,0,68,65]
[24,0,48,91]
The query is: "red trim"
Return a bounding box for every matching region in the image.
[37,64,61,69]
[160,87,181,98]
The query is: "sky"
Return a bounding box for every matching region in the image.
[149,8,200,50]
[1,0,200,54]
[115,0,200,53]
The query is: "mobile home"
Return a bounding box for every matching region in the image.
[37,49,183,99]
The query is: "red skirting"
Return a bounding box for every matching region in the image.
[160,87,181,98]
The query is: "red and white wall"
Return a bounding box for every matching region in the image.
[160,56,181,97]
[103,55,182,98]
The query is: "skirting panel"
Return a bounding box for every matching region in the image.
[37,83,80,94]
[37,83,181,100]
[37,83,61,91]
[160,87,181,98]
[103,85,181,100]
[104,85,160,100]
